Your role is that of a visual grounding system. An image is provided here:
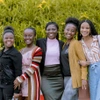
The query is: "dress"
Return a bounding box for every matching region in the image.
[21,50,33,96]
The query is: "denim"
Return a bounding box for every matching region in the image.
[89,61,100,100]
[61,77,78,100]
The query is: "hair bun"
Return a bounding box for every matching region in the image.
[65,17,79,28]
[4,26,14,32]
[3,26,14,35]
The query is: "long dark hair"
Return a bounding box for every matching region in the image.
[78,19,98,40]
[45,22,59,39]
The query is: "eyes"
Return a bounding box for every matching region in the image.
[24,34,33,38]
[4,37,14,39]
[81,26,90,30]
[46,28,57,32]
[65,28,76,33]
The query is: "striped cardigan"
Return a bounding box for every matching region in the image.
[17,46,42,100]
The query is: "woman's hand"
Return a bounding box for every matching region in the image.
[14,79,21,89]
[13,93,21,99]
[78,60,90,66]
[82,79,87,90]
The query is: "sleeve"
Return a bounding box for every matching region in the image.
[17,47,42,83]
[75,41,88,80]
[12,52,22,77]
[12,52,22,93]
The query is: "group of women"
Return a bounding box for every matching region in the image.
[0,17,100,100]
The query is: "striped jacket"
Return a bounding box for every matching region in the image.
[17,46,42,100]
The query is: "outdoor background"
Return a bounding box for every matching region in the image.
[0,0,100,49]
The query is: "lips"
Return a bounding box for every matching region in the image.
[6,41,12,45]
[25,40,31,44]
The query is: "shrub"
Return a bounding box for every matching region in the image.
[0,0,100,49]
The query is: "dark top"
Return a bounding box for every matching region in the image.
[36,38,64,76]
[0,46,22,93]
[61,44,71,76]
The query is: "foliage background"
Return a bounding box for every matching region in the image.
[0,0,100,49]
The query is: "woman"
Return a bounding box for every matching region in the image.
[14,27,42,100]
[61,17,88,100]
[36,22,64,100]
[78,19,100,100]
[0,26,22,100]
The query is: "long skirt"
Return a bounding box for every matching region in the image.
[89,61,100,100]
[41,64,64,100]
[61,77,78,100]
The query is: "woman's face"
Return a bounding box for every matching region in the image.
[24,29,35,46]
[64,23,77,40]
[80,22,91,38]
[3,32,14,49]
[46,24,58,39]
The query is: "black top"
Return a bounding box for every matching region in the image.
[36,38,64,76]
[0,46,22,93]
[61,44,71,76]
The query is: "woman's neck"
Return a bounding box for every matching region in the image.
[82,35,92,42]
[67,38,74,44]
[26,43,35,48]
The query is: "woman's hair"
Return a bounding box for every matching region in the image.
[78,19,98,40]
[3,26,14,35]
[45,22,59,39]
[24,27,36,36]
[65,17,79,29]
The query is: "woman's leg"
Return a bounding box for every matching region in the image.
[0,87,3,100]
[3,84,14,100]
[89,64,100,100]
[61,77,78,100]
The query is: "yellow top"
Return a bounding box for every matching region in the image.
[68,39,88,88]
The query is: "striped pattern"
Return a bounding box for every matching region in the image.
[17,46,42,100]
[81,35,100,64]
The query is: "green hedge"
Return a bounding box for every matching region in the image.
[0,0,100,49]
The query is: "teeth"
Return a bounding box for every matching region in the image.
[49,34,53,36]
[7,42,11,44]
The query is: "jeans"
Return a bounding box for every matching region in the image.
[61,77,78,100]
[89,61,100,100]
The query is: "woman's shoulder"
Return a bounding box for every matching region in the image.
[37,38,46,42]
[10,47,22,57]
[71,39,81,44]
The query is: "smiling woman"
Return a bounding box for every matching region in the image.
[61,17,88,100]
[36,22,64,100]
[14,27,43,100]
[0,26,22,100]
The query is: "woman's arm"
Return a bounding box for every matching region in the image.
[75,41,88,80]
